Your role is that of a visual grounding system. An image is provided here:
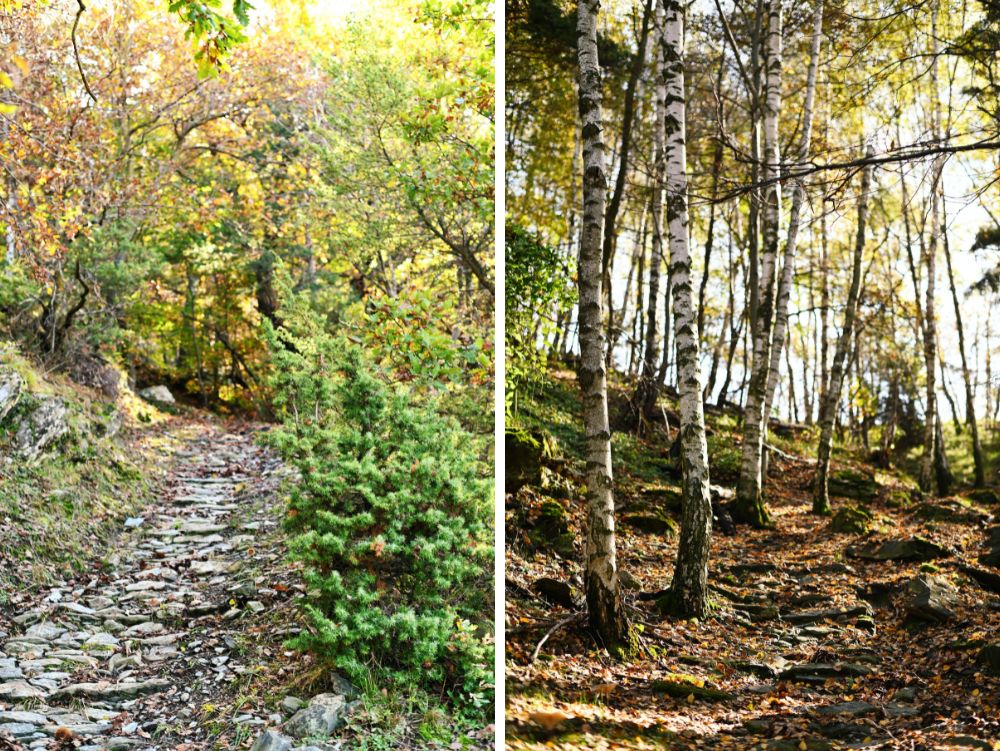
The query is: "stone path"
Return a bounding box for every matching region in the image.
[0,424,291,750]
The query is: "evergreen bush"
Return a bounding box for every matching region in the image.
[262,305,493,708]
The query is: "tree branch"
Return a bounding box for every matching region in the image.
[72,0,97,103]
[709,137,1000,204]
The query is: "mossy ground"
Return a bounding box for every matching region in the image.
[0,347,173,600]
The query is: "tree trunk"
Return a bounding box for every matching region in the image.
[920,1,943,494]
[819,200,830,419]
[655,255,672,388]
[628,3,667,432]
[786,332,798,423]
[630,229,647,377]
[717,308,745,406]
[733,0,782,528]
[603,0,656,352]
[813,145,873,515]
[761,0,822,427]
[942,189,986,486]
[697,57,727,340]
[939,355,962,434]
[657,0,713,619]
[705,225,735,400]
[987,316,993,429]
[576,0,631,654]
[612,202,648,362]
[934,414,954,495]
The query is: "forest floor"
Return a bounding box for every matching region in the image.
[505,369,1000,751]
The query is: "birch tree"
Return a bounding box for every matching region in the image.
[920,2,944,492]
[629,0,666,431]
[733,0,782,527]
[814,146,874,514]
[942,193,986,487]
[761,0,823,435]
[656,0,713,619]
[575,0,631,653]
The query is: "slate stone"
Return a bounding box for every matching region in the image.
[849,536,951,562]
[782,605,871,624]
[815,701,877,717]
[15,397,69,461]
[621,513,677,536]
[283,694,346,738]
[0,721,37,737]
[903,575,958,623]
[250,729,294,751]
[0,711,46,724]
[0,370,23,422]
[24,623,66,641]
[778,662,874,682]
[49,678,170,701]
[977,643,1000,676]
[531,578,576,609]
[0,680,46,700]
[280,696,305,715]
[138,385,175,405]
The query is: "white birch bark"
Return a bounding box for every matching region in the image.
[761,0,823,427]
[734,0,782,526]
[658,0,713,618]
[632,0,666,428]
[575,0,629,652]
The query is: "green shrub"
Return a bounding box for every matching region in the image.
[262,306,493,709]
[505,223,573,417]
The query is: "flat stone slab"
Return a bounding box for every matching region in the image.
[0,721,38,737]
[122,622,164,638]
[180,522,227,535]
[782,605,871,624]
[815,701,878,716]
[190,560,234,575]
[779,662,875,682]
[284,693,347,738]
[0,680,46,700]
[849,537,951,562]
[24,623,67,641]
[904,575,958,623]
[250,730,293,751]
[49,678,171,702]
[0,711,47,724]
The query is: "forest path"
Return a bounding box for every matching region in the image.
[506,408,1000,749]
[0,420,296,751]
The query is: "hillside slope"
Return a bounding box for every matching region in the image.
[0,344,173,599]
[506,366,1000,750]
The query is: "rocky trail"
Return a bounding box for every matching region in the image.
[0,422,343,751]
[506,416,1000,749]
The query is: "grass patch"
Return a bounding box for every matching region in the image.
[0,348,171,597]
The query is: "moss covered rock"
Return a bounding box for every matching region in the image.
[539,466,574,499]
[505,426,557,492]
[650,673,733,702]
[622,512,677,536]
[912,499,985,524]
[968,488,1000,506]
[849,536,951,562]
[528,498,575,557]
[828,467,881,502]
[830,505,873,535]
[886,487,921,509]
[977,643,1000,676]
